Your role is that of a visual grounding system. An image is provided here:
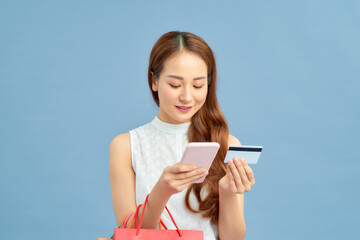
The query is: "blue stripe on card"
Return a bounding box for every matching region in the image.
[228,147,262,152]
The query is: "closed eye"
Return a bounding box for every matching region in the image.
[194,85,204,89]
[169,84,180,88]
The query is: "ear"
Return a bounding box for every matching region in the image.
[152,80,158,92]
[151,72,158,92]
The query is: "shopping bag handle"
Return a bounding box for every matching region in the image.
[134,194,183,237]
[160,219,168,229]
[133,203,143,229]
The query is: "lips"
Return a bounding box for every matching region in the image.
[176,106,192,113]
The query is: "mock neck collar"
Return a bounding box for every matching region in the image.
[151,116,191,134]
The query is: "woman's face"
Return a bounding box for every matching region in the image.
[152,50,208,124]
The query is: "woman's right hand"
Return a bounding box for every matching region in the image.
[157,163,209,196]
[138,163,208,229]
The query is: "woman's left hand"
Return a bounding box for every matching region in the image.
[219,158,255,195]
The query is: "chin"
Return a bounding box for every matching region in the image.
[181,114,195,122]
[172,113,191,123]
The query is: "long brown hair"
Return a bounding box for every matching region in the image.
[148,31,229,225]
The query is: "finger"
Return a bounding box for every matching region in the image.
[178,170,208,187]
[234,159,251,192]
[226,163,234,182]
[174,168,208,180]
[226,163,238,192]
[228,159,245,193]
[169,163,197,173]
[240,159,255,185]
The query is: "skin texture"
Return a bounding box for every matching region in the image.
[152,50,208,124]
[109,50,255,240]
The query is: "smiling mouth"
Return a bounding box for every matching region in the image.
[176,106,192,112]
[177,106,192,109]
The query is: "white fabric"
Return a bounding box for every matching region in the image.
[129,116,218,239]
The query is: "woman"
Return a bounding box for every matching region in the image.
[109,31,255,240]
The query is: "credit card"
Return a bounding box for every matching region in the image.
[224,145,263,164]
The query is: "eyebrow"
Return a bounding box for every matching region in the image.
[166,75,207,80]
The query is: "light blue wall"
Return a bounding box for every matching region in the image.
[1,1,359,239]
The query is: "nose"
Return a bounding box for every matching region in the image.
[179,86,192,103]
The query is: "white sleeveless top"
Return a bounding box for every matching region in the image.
[129,116,218,239]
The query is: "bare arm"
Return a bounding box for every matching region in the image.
[109,133,208,229]
[218,135,255,240]
[109,133,136,227]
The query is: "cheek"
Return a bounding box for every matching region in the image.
[194,89,208,104]
[158,86,177,104]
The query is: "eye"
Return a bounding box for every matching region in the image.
[194,85,204,89]
[169,84,180,88]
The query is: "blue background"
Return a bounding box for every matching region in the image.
[1,0,359,239]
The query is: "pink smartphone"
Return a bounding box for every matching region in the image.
[180,142,220,183]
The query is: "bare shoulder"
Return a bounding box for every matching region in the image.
[109,132,132,171]
[110,132,130,148]
[109,133,132,177]
[110,133,130,157]
[228,134,241,147]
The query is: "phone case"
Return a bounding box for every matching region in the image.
[180,142,220,183]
